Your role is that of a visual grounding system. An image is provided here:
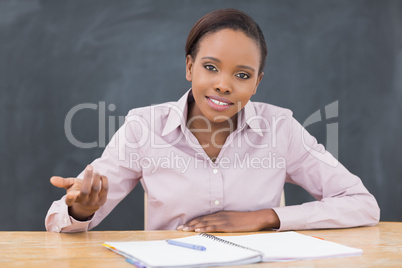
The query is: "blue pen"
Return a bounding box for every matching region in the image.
[126,258,147,268]
[166,239,207,251]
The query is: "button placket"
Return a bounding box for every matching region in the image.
[210,164,224,212]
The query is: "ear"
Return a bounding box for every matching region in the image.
[252,72,264,95]
[185,55,194,82]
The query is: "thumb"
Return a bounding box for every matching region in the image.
[50,176,76,189]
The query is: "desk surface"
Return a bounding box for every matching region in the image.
[0,222,401,267]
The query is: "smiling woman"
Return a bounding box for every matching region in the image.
[45,8,380,234]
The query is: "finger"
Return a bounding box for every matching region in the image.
[65,190,80,206]
[50,176,75,189]
[184,221,217,232]
[193,219,229,232]
[195,225,219,233]
[182,218,205,231]
[190,220,214,232]
[98,175,109,206]
[88,172,101,203]
[182,213,226,232]
[80,165,93,199]
[186,216,204,226]
[91,172,101,192]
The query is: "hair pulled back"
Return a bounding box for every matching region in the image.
[185,9,267,75]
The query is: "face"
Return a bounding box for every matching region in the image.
[186,28,263,125]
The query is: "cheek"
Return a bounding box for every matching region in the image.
[238,86,257,103]
[193,68,209,81]
[191,72,213,91]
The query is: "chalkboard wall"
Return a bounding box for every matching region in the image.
[1,0,401,231]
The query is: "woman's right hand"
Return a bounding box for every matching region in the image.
[50,165,108,221]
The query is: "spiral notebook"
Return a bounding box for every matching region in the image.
[103,231,362,267]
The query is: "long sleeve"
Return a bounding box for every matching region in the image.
[45,112,144,232]
[273,117,380,231]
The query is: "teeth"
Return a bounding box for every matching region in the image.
[210,98,229,106]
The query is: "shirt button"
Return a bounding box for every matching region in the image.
[213,169,218,174]
[214,200,220,206]
[64,217,68,224]
[55,226,60,233]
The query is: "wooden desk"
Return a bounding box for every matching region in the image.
[0,222,401,267]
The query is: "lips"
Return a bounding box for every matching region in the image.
[206,95,233,111]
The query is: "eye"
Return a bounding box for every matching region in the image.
[236,73,250,79]
[204,65,218,72]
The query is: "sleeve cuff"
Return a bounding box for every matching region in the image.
[54,198,94,233]
[272,205,307,231]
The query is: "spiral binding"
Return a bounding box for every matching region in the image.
[199,233,263,255]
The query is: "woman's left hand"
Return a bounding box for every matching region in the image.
[177,209,280,233]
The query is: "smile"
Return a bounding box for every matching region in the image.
[206,96,233,111]
[209,98,230,106]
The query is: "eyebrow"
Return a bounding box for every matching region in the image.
[201,56,256,72]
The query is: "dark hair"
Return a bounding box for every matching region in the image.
[185,8,267,75]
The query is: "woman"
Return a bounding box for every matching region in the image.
[46,9,380,233]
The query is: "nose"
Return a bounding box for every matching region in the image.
[214,74,232,94]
